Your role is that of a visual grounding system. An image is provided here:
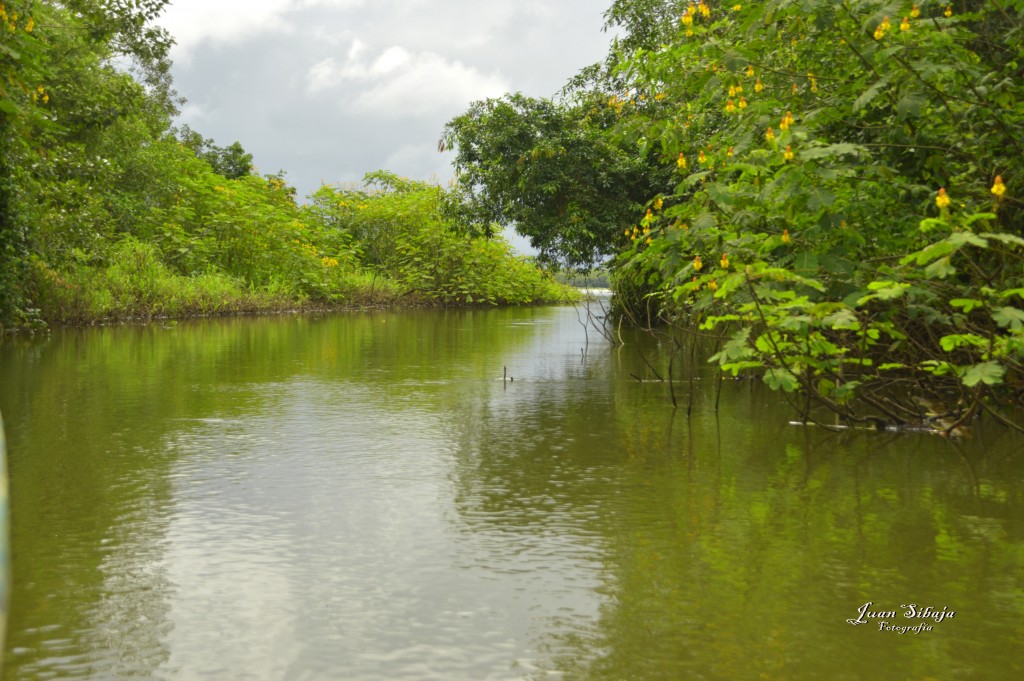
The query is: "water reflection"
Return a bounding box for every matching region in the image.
[0,306,1021,680]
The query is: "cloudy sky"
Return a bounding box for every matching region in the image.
[157,0,614,202]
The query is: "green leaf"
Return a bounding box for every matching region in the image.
[949,298,984,313]
[940,334,987,352]
[764,367,800,392]
[896,91,925,118]
[853,75,891,112]
[982,232,1024,248]
[948,232,989,249]
[823,308,859,330]
[992,306,1024,330]
[962,362,1005,387]
[924,257,957,279]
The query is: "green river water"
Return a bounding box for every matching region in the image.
[0,302,1021,680]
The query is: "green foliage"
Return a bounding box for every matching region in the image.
[306,172,579,306]
[597,0,1024,429]
[177,125,254,179]
[443,92,673,270]
[0,3,574,330]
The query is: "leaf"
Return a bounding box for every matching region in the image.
[896,91,926,118]
[764,367,800,393]
[948,231,989,248]
[905,238,957,265]
[853,75,890,112]
[692,212,718,231]
[823,308,859,330]
[981,232,1024,248]
[949,298,984,313]
[992,306,1024,330]
[859,281,910,304]
[708,328,754,364]
[939,334,986,352]
[924,256,957,279]
[797,142,865,161]
[918,218,949,233]
[878,363,905,371]
[962,362,1005,387]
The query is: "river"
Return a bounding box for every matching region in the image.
[0,303,1021,680]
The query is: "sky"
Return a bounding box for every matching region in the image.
[156,0,615,203]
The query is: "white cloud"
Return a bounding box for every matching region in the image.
[177,102,207,125]
[158,0,365,56]
[305,41,508,118]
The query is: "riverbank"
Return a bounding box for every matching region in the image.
[12,249,580,333]
[11,221,580,332]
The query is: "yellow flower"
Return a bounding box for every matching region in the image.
[725,99,736,113]
[911,4,920,18]
[755,79,764,93]
[25,16,33,32]
[677,153,687,169]
[808,73,818,92]
[738,96,747,109]
[873,16,890,40]
[781,228,791,243]
[682,12,693,26]
[727,146,734,158]
[653,197,663,210]
[727,85,737,97]
[936,187,951,208]
[698,1,710,18]
[645,237,653,245]
[733,4,742,11]
[991,175,1006,198]
[900,16,910,32]
[693,255,703,272]
[746,65,755,78]
[708,279,718,292]
[698,150,707,164]
[765,127,775,142]
[944,5,952,18]
[654,92,666,101]
[792,83,799,95]
[784,145,794,161]
[42,93,48,104]
[720,253,729,268]
[624,228,631,236]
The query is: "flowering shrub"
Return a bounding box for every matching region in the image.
[605,0,1023,431]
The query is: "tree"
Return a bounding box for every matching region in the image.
[0,0,177,329]
[178,126,254,179]
[443,92,673,270]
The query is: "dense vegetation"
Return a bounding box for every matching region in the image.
[445,0,1023,433]
[0,1,575,331]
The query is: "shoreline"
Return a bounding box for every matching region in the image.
[2,290,585,335]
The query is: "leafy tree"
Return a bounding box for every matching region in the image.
[443,92,673,270]
[178,125,254,179]
[0,0,177,328]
